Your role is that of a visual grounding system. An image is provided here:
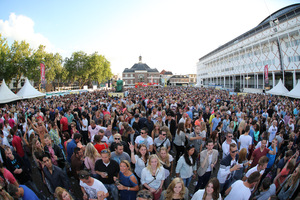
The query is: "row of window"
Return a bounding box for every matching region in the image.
[285,39,300,48]
[199,59,276,76]
[288,55,300,62]
[123,73,159,78]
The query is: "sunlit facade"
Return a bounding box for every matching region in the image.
[197,4,300,91]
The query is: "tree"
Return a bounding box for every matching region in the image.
[0,34,11,81]
[64,51,112,89]
[8,40,33,90]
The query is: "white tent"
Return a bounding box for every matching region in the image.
[0,80,21,104]
[266,79,289,96]
[16,78,46,99]
[285,79,300,99]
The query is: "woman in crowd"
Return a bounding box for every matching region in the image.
[152,123,161,141]
[174,122,186,162]
[233,148,248,181]
[210,130,221,151]
[141,154,165,200]
[116,160,139,200]
[157,147,173,188]
[184,117,193,134]
[110,133,130,154]
[130,143,149,181]
[226,121,235,135]
[55,187,74,200]
[192,177,221,200]
[84,143,101,178]
[160,177,189,200]
[277,165,300,200]
[175,144,198,187]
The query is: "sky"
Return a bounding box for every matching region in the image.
[0,0,299,76]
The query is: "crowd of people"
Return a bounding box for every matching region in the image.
[0,86,299,200]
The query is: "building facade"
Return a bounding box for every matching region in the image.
[160,70,173,86]
[197,4,300,91]
[122,56,160,87]
[169,75,189,86]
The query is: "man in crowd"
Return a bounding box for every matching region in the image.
[95,149,119,200]
[71,147,84,179]
[79,170,109,200]
[188,125,206,154]
[217,143,241,194]
[111,143,131,164]
[42,153,70,194]
[134,127,153,152]
[7,183,39,200]
[195,139,218,191]
[67,133,82,163]
[225,171,260,200]
[250,138,276,168]
[222,132,237,159]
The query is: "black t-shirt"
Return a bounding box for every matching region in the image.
[94,159,120,184]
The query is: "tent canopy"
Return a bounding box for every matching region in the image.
[0,80,21,104]
[16,78,45,99]
[266,79,289,96]
[285,79,300,99]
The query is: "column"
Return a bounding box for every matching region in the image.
[272,72,275,87]
[224,76,226,88]
[293,70,296,88]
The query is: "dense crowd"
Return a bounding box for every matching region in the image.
[0,86,299,200]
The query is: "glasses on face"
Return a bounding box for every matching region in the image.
[141,132,146,134]
[161,134,166,136]
[231,150,238,153]
[101,149,109,153]
[228,135,233,138]
[137,194,152,199]
[115,138,121,140]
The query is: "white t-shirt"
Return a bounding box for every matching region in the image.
[81,118,88,131]
[224,180,251,200]
[239,134,252,153]
[245,165,264,178]
[192,189,222,200]
[134,155,146,178]
[222,140,237,158]
[135,135,153,150]
[91,135,108,143]
[80,178,108,200]
[268,125,277,142]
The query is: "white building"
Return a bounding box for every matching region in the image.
[197,4,300,92]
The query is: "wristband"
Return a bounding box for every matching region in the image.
[127,187,130,191]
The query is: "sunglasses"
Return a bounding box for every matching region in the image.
[115,138,121,140]
[228,136,233,138]
[137,194,152,199]
[101,149,109,153]
[141,132,146,134]
[161,134,166,136]
[231,150,238,153]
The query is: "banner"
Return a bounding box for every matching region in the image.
[40,63,46,89]
[264,65,269,86]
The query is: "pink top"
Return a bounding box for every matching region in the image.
[84,156,101,174]
[0,168,17,185]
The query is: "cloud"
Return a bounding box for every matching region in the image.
[0,13,57,53]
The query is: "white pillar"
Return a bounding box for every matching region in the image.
[293,70,296,88]
[247,73,249,88]
[272,72,275,87]
[257,74,259,89]
[224,76,226,88]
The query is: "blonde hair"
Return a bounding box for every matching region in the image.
[157,147,171,167]
[238,120,246,130]
[146,154,161,171]
[164,178,185,200]
[120,160,132,171]
[114,133,122,141]
[84,143,100,161]
[55,187,74,200]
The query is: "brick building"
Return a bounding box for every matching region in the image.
[122,56,160,87]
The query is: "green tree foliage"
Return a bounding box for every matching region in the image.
[9,40,32,89]
[0,34,11,80]
[65,51,112,88]
[0,35,112,90]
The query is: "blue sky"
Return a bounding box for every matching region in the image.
[0,0,299,75]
